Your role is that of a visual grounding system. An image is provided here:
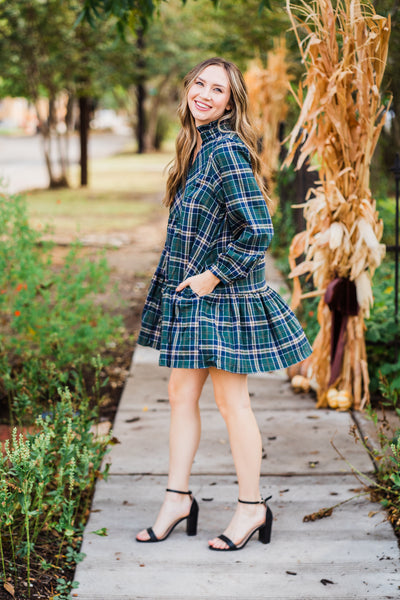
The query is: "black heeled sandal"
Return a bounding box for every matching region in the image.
[209,495,272,552]
[136,488,199,543]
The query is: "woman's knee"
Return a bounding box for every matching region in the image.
[213,394,230,420]
[209,368,250,417]
[213,393,251,421]
[168,368,207,408]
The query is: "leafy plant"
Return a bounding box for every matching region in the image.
[324,376,400,538]
[55,577,80,600]
[0,387,112,596]
[365,260,400,398]
[0,190,123,424]
[359,375,400,535]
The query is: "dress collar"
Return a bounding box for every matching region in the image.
[196,119,230,142]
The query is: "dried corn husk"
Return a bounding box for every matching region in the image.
[245,38,292,212]
[285,0,391,409]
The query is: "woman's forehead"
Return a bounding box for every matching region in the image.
[196,64,230,88]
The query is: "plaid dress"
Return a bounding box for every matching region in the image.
[137,120,313,373]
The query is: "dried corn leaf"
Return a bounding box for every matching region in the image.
[285,0,391,408]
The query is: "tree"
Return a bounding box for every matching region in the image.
[102,0,289,152]
[0,1,76,186]
[79,0,271,31]
[0,1,139,186]
[370,1,400,194]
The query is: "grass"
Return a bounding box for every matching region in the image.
[25,149,174,236]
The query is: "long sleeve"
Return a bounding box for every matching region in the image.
[208,140,274,285]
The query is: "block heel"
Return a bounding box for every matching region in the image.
[258,504,273,544]
[209,495,272,552]
[186,497,199,536]
[136,488,199,543]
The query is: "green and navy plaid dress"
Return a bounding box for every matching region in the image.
[137,119,313,373]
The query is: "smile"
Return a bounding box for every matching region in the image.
[194,100,211,111]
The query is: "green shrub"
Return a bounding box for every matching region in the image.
[0,190,123,424]
[365,259,400,398]
[0,387,112,596]
[270,164,297,272]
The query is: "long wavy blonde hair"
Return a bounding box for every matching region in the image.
[164,57,270,208]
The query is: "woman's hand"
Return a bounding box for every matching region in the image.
[176,270,220,297]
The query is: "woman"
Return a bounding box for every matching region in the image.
[136,57,313,551]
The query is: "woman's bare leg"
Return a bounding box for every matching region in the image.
[207,367,266,550]
[136,367,208,541]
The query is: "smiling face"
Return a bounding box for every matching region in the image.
[187,64,232,127]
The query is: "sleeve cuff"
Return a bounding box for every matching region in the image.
[208,264,231,285]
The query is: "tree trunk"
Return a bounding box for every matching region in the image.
[136,27,146,154]
[36,99,68,189]
[79,96,89,187]
[146,75,173,151]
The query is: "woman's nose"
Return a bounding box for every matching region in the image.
[199,87,211,100]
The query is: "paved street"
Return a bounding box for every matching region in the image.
[0,132,130,193]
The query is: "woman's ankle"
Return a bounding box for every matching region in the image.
[165,489,192,503]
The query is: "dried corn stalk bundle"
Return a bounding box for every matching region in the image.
[244,39,291,211]
[284,0,391,409]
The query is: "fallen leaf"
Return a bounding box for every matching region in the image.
[368,510,378,518]
[279,489,290,494]
[3,582,15,597]
[201,497,214,502]
[321,579,335,585]
[125,417,140,423]
[286,571,297,576]
[303,507,333,522]
[91,527,108,536]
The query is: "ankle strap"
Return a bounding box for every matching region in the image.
[166,488,192,495]
[238,495,272,504]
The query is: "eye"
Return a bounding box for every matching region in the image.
[214,87,223,93]
[195,80,203,86]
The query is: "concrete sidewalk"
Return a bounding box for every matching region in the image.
[74,260,399,600]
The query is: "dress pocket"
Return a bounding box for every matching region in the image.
[174,290,199,325]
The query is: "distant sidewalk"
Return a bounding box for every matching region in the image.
[0,133,129,194]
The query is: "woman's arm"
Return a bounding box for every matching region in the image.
[207,139,274,285]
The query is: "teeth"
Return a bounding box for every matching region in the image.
[195,101,210,110]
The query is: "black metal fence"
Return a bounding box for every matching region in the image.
[388,153,400,360]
